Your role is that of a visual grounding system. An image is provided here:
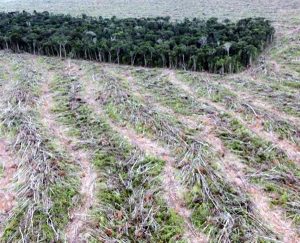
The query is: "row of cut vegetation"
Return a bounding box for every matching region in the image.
[0,55,80,242]
[78,64,279,242]
[44,59,185,242]
[1,50,298,241]
[176,71,300,146]
[129,68,300,227]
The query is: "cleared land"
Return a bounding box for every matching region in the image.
[0,0,299,242]
[0,0,299,22]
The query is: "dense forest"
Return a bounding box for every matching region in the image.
[0,11,275,73]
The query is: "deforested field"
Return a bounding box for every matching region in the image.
[0,0,300,22]
[0,0,300,242]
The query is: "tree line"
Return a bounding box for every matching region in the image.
[0,11,275,73]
